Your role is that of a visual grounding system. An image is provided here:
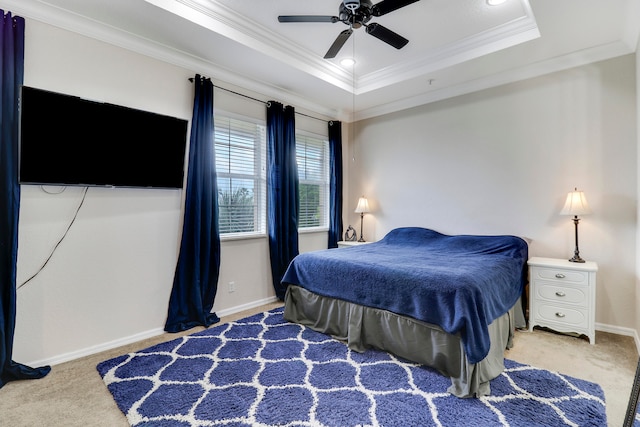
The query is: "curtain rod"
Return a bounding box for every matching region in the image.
[188,77,329,123]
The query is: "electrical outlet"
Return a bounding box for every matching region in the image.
[228,281,236,293]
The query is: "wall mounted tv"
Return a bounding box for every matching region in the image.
[19,86,188,189]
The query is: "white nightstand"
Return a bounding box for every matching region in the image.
[527,257,598,344]
[337,241,372,248]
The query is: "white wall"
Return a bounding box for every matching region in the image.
[15,20,331,366]
[14,16,638,366]
[636,35,640,340]
[348,55,637,331]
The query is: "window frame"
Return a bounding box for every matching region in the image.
[296,130,330,233]
[213,111,267,240]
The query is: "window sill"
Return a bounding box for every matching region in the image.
[219,227,328,242]
[220,233,267,242]
[298,227,329,234]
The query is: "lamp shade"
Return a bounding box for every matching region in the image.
[354,196,370,214]
[560,188,591,216]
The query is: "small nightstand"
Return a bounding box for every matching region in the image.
[337,241,372,248]
[527,257,598,344]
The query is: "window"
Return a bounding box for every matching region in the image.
[214,115,266,237]
[296,133,330,230]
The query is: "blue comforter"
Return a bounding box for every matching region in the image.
[282,227,528,364]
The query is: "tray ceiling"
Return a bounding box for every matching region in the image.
[5,0,639,121]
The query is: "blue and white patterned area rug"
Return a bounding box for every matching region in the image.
[97,308,606,427]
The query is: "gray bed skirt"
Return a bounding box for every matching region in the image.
[284,284,523,398]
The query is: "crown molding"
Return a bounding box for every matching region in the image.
[357,7,539,94]
[152,0,540,97]
[145,0,355,93]
[6,0,344,120]
[5,0,636,125]
[356,40,634,122]
[621,0,640,51]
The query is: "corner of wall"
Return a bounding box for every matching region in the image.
[635,33,640,354]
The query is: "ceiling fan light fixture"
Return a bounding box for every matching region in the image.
[486,0,508,5]
[340,58,356,67]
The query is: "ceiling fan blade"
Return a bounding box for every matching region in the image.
[324,29,353,59]
[278,15,340,23]
[366,22,408,49]
[372,0,420,17]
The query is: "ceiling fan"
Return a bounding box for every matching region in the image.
[278,0,421,59]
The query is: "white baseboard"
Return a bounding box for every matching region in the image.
[26,296,280,368]
[596,322,640,353]
[28,303,634,369]
[215,296,280,318]
[25,328,166,368]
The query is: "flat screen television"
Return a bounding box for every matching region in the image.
[19,86,188,189]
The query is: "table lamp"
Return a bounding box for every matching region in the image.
[560,188,591,263]
[354,196,370,242]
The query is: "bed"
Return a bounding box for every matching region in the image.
[281,227,528,398]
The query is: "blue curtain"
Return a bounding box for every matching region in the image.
[165,75,221,333]
[267,101,299,300]
[0,11,51,388]
[328,121,343,248]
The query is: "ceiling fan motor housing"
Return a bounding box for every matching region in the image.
[339,0,373,28]
[343,0,361,11]
[278,0,418,58]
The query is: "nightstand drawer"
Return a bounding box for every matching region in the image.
[533,268,588,284]
[536,304,587,326]
[535,283,587,306]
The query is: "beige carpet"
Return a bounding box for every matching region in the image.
[0,302,637,427]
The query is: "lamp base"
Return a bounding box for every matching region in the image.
[568,216,586,263]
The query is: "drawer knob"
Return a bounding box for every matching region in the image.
[555,273,566,279]
[555,291,566,297]
[555,312,566,318]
